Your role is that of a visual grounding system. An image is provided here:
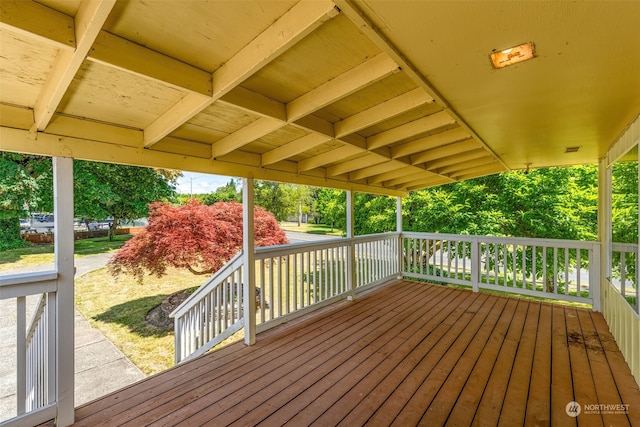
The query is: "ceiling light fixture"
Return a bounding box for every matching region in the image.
[490,42,535,69]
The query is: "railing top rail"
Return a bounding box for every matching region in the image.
[254,232,401,259]
[0,271,58,287]
[401,231,599,249]
[170,251,244,319]
[612,242,638,252]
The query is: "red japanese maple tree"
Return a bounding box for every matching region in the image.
[108,200,288,282]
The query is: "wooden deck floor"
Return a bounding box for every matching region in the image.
[73,280,640,426]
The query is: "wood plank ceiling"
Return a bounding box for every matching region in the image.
[1,1,638,196]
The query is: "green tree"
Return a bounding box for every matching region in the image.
[315,188,346,232]
[73,161,177,240]
[0,153,51,250]
[254,181,298,221]
[201,179,242,204]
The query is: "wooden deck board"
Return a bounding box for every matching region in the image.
[73,280,640,427]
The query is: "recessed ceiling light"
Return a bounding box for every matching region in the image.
[565,146,581,153]
[490,42,535,69]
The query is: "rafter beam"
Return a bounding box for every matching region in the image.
[392,127,471,159]
[298,145,363,172]
[287,53,399,122]
[350,161,399,181]
[89,31,212,96]
[211,117,283,159]
[425,148,489,171]
[452,163,505,181]
[335,0,508,170]
[383,171,433,187]
[0,0,75,49]
[367,111,456,150]
[261,133,331,166]
[335,88,433,138]
[0,125,408,197]
[368,167,422,185]
[34,0,116,130]
[409,137,478,165]
[143,0,340,147]
[326,153,385,176]
[438,157,498,176]
[405,176,455,191]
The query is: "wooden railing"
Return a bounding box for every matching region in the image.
[402,233,600,308]
[611,242,639,313]
[0,271,58,426]
[170,252,245,364]
[172,233,401,362]
[172,232,611,363]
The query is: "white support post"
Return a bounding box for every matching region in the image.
[471,236,480,292]
[53,157,74,426]
[596,157,611,312]
[346,190,356,299]
[242,178,256,345]
[396,196,403,279]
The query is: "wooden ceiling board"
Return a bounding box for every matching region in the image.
[36,0,81,18]
[186,102,258,136]
[0,30,59,106]
[0,104,33,130]
[57,61,185,129]
[240,13,380,103]
[102,1,296,73]
[313,72,419,122]
[358,0,640,170]
[358,101,444,138]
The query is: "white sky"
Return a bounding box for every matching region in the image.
[175,172,231,195]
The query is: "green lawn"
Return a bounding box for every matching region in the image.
[75,267,202,375]
[0,235,131,272]
[279,221,343,236]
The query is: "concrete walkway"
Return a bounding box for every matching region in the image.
[1,231,336,422]
[0,253,145,422]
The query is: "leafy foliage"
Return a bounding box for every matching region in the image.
[108,200,289,282]
[74,161,176,239]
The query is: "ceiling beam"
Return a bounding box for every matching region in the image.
[143,0,340,147]
[350,161,399,181]
[424,148,489,171]
[0,0,75,49]
[287,53,400,122]
[335,0,509,170]
[438,157,498,176]
[392,127,471,159]
[383,171,433,187]
[0,125,407,197]
[404,176,455,191]
[366,111,456,150]
[452,164,506,181]
[368,167,422,185]
[325,153,385,176]
[34,0,116,131]
[89,31,213,96]
[409,137,478,165]
[334,88,433,138]
[298,145,363,172]
[262,133,332,166]
[211,117,283,159]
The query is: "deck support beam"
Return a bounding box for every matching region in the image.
[53,157,75,426]
[243,178,256,346]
